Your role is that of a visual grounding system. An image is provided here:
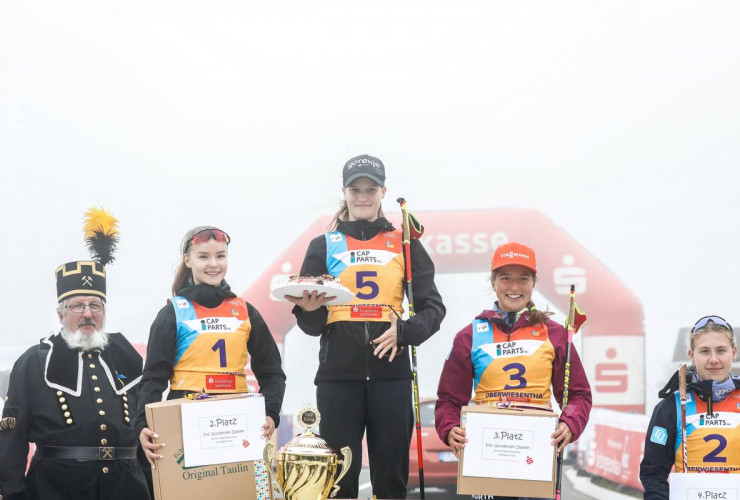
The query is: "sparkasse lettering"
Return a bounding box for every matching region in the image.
[419,232,508,256]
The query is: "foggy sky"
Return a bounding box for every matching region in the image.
[2,0,739,413]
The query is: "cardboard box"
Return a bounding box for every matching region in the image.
[458,405,559,498]
[146,394,272,500]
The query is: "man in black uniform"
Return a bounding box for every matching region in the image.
[0,211,150,500]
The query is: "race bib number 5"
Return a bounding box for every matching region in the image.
[356,271,379,300]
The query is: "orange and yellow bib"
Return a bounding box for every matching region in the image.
[471,318,555,408]
[325,230,405,324]
[170,296,251,393]
[673,389,740,473]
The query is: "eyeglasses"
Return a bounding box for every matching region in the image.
[66,302,104,313]
[691,315,733,333]
[183,229,230,253]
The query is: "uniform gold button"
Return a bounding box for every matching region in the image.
[101,438,108,445]
[124,410,129,416]
[102,467,109,474]
[125,417,130,423]
[100,424,107,430]
[58,397,66,403]
[87,353,93,359]
[123,392,127,396]
[92,375,98,381]
[56,391,63,396]
[123,403,128,409]
[66,418,73,425]
[99,410,106,416]
[61,404,68,411]
[94,387,101,393]
[97,398,103,404]
[122,396,128,402]
[64,412,71,418]
[89,364,96,369]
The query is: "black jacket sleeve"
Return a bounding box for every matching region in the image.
[291,235,329,336]
[640,396,677,500]
[134,304,176,438]
[246,303,286,427]
[0,348,35,500]
[397,238,446,347]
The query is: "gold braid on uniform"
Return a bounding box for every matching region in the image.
[0,417,16,430]
[83,207,120,266]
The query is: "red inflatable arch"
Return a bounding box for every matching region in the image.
[241,209,645,413]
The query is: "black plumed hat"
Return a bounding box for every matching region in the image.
[56,208,119,302]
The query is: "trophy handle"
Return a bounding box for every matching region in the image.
[330,446,353,499]
[262,443,284,497]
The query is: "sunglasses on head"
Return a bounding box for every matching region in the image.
[691,315,733,333]
[184,229,230,253]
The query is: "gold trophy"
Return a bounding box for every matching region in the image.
[264,407,352,500]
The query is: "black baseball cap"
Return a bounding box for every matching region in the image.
[342,154,386,187]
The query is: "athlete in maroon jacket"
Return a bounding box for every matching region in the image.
[434,310,592,446]
[434,242,591,500]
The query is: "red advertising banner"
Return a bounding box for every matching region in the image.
[580,408,649,491]
[587,424,645,490]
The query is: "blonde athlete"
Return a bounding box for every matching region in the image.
[287,155,446,499]
[641,316,740,499]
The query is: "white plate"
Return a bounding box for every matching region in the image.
[271,282,354,306]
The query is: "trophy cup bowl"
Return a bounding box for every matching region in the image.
[264,408,351,500]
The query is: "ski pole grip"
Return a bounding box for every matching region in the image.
[679,363,687,400]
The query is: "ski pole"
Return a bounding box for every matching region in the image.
[397,197,425,499]
[555,284,576,500]
[679,363,688,472]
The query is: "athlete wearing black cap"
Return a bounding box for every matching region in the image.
[286,154,446,499]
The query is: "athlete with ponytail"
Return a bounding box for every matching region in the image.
[641,316,740,499]
[434,242,592,500]
[286,154,446,499]
[134,226,286,468]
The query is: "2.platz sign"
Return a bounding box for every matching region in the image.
[242,209,645,414]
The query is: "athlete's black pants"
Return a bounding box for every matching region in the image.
[317,379,413,499]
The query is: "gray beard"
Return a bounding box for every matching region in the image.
[61,327,109,351]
